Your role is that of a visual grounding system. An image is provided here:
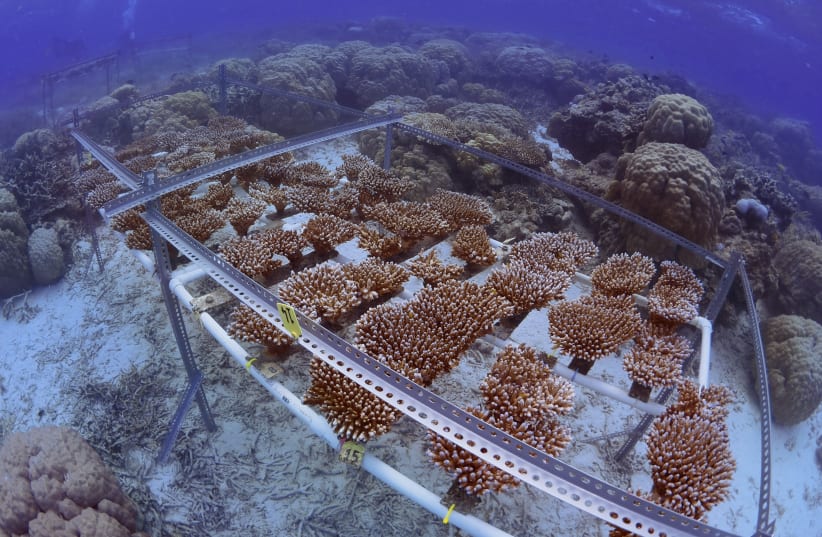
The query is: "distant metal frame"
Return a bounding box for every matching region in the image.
[68,71,775,537]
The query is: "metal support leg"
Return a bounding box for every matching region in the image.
[383,121,393,170]
[143,171,216,463]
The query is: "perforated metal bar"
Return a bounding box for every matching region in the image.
[738,262,774,537]
[227,77,370,119]
[142,209,741,537]
[394,122,728,269]
[70,129,142,189]
[99,113,400,217]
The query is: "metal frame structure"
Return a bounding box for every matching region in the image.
[68,72,775,537]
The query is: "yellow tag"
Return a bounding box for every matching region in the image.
[244,357,257,371]
[277,303,302,338]
[443,504,456,524]
[338,440,365,466]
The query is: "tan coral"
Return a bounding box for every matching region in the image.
[646,380,735,520]
[485,260,572,316]
[354,165,412,207]
[428,188,494,231]
[341,257,409,301]
[253,228,308,263]
[638,93,714,149]
[548,295,641,372]
[278,263,361,323]
[510,231,598,273]
[203,182,234,210]
[407,249,463,286]
[174,207,225,242]
[623,327,692,400]
[647,260,704,326]
[590,252,656,297]
[357,224,406,259]
[451,225,497,266]
[86,181,124,210]
[222,196,266,236]
[304,358,403,442]
[247,182,288,213]
[218,236,281,278]
[227,304,294,353]
[427,407,569,496]
[302,213,358,254]
[365,201,450,240]
[334,153,374,181]
[481,344,575,422]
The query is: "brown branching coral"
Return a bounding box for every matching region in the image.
[510,231,598,274]
[247,182,288,213]
[356,280,513,385]
[203,182,234,210]
[407,249,463,286]
[222,196,266,236]
[428,189,494,231]
[227,304,294,353]
[335,153,374,181]
[86,181,124,210]
[485,260,572,316]
[302,213,358,255]
[427,407,569,496]
[645,380,735,520]
[341,257,409,301]
[253,228,308,263]
[451,225,496,266]
[304,358,403,442]
[357,224,405,259]
[124,225,152,250]
[623,326,692,401]
[285,184,334,214]
[365,201,450,240]
[110,208,145,233]
[481,344,575,422]
[648,260,704,326]
[278,263,361,324]
[548,294,642,373]
[0,426,143,537]
[354,166,412,207]
[590,252,656,297]
[174,207,225,242]
[218,236,282,278]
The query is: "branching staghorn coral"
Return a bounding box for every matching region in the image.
[623,324,692,401]
[302,213,358,255]
[510,231,598,274]
[407,249,464,286]
[590,252,656,297]
[218,235,282,279]
[277,262,361,324]
[485,260,572,316]
[364,201,450,240]
[357,224,406,259]
[222,196,267,236]
[647,260,704,326]
[451,225,497,266]
[548,294,642,374]
[227,304,295,353]
[341,257,409,301]
[427,188,494,231]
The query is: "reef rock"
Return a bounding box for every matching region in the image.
[762,315,822,424]
[0,188,32,298]
[548,75,668,162]
[638,93,714,149]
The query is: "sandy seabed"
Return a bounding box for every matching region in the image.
[2,142,820,537]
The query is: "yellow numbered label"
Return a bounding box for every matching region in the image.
[277,303,302,338]
[338,441,365,467]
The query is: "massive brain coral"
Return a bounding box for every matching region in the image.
[638,93,714,149]
[0,426,146,537]
[762,315,822,424]
[613,142,725,256]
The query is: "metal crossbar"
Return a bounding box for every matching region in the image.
[71,130,142,189]
[88,113,400,218]
[142,208,740,537]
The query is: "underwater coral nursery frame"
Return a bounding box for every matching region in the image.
[67,71,775,537]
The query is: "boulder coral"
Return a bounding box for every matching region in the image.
[257,50,339,134]
[27,227,65,286]
[0,426,147,537]
[762,315,822,424]
[346,45,438,108]
[773,238,822,323]
[0,188,32,298]
[611,142,725,257]
[638,93,714,149]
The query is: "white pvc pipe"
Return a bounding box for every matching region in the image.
[694,316,712,393]
[166,271,512,537]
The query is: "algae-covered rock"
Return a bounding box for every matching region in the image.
[762,315,822,424]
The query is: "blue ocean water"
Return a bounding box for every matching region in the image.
[1,0,820,140]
